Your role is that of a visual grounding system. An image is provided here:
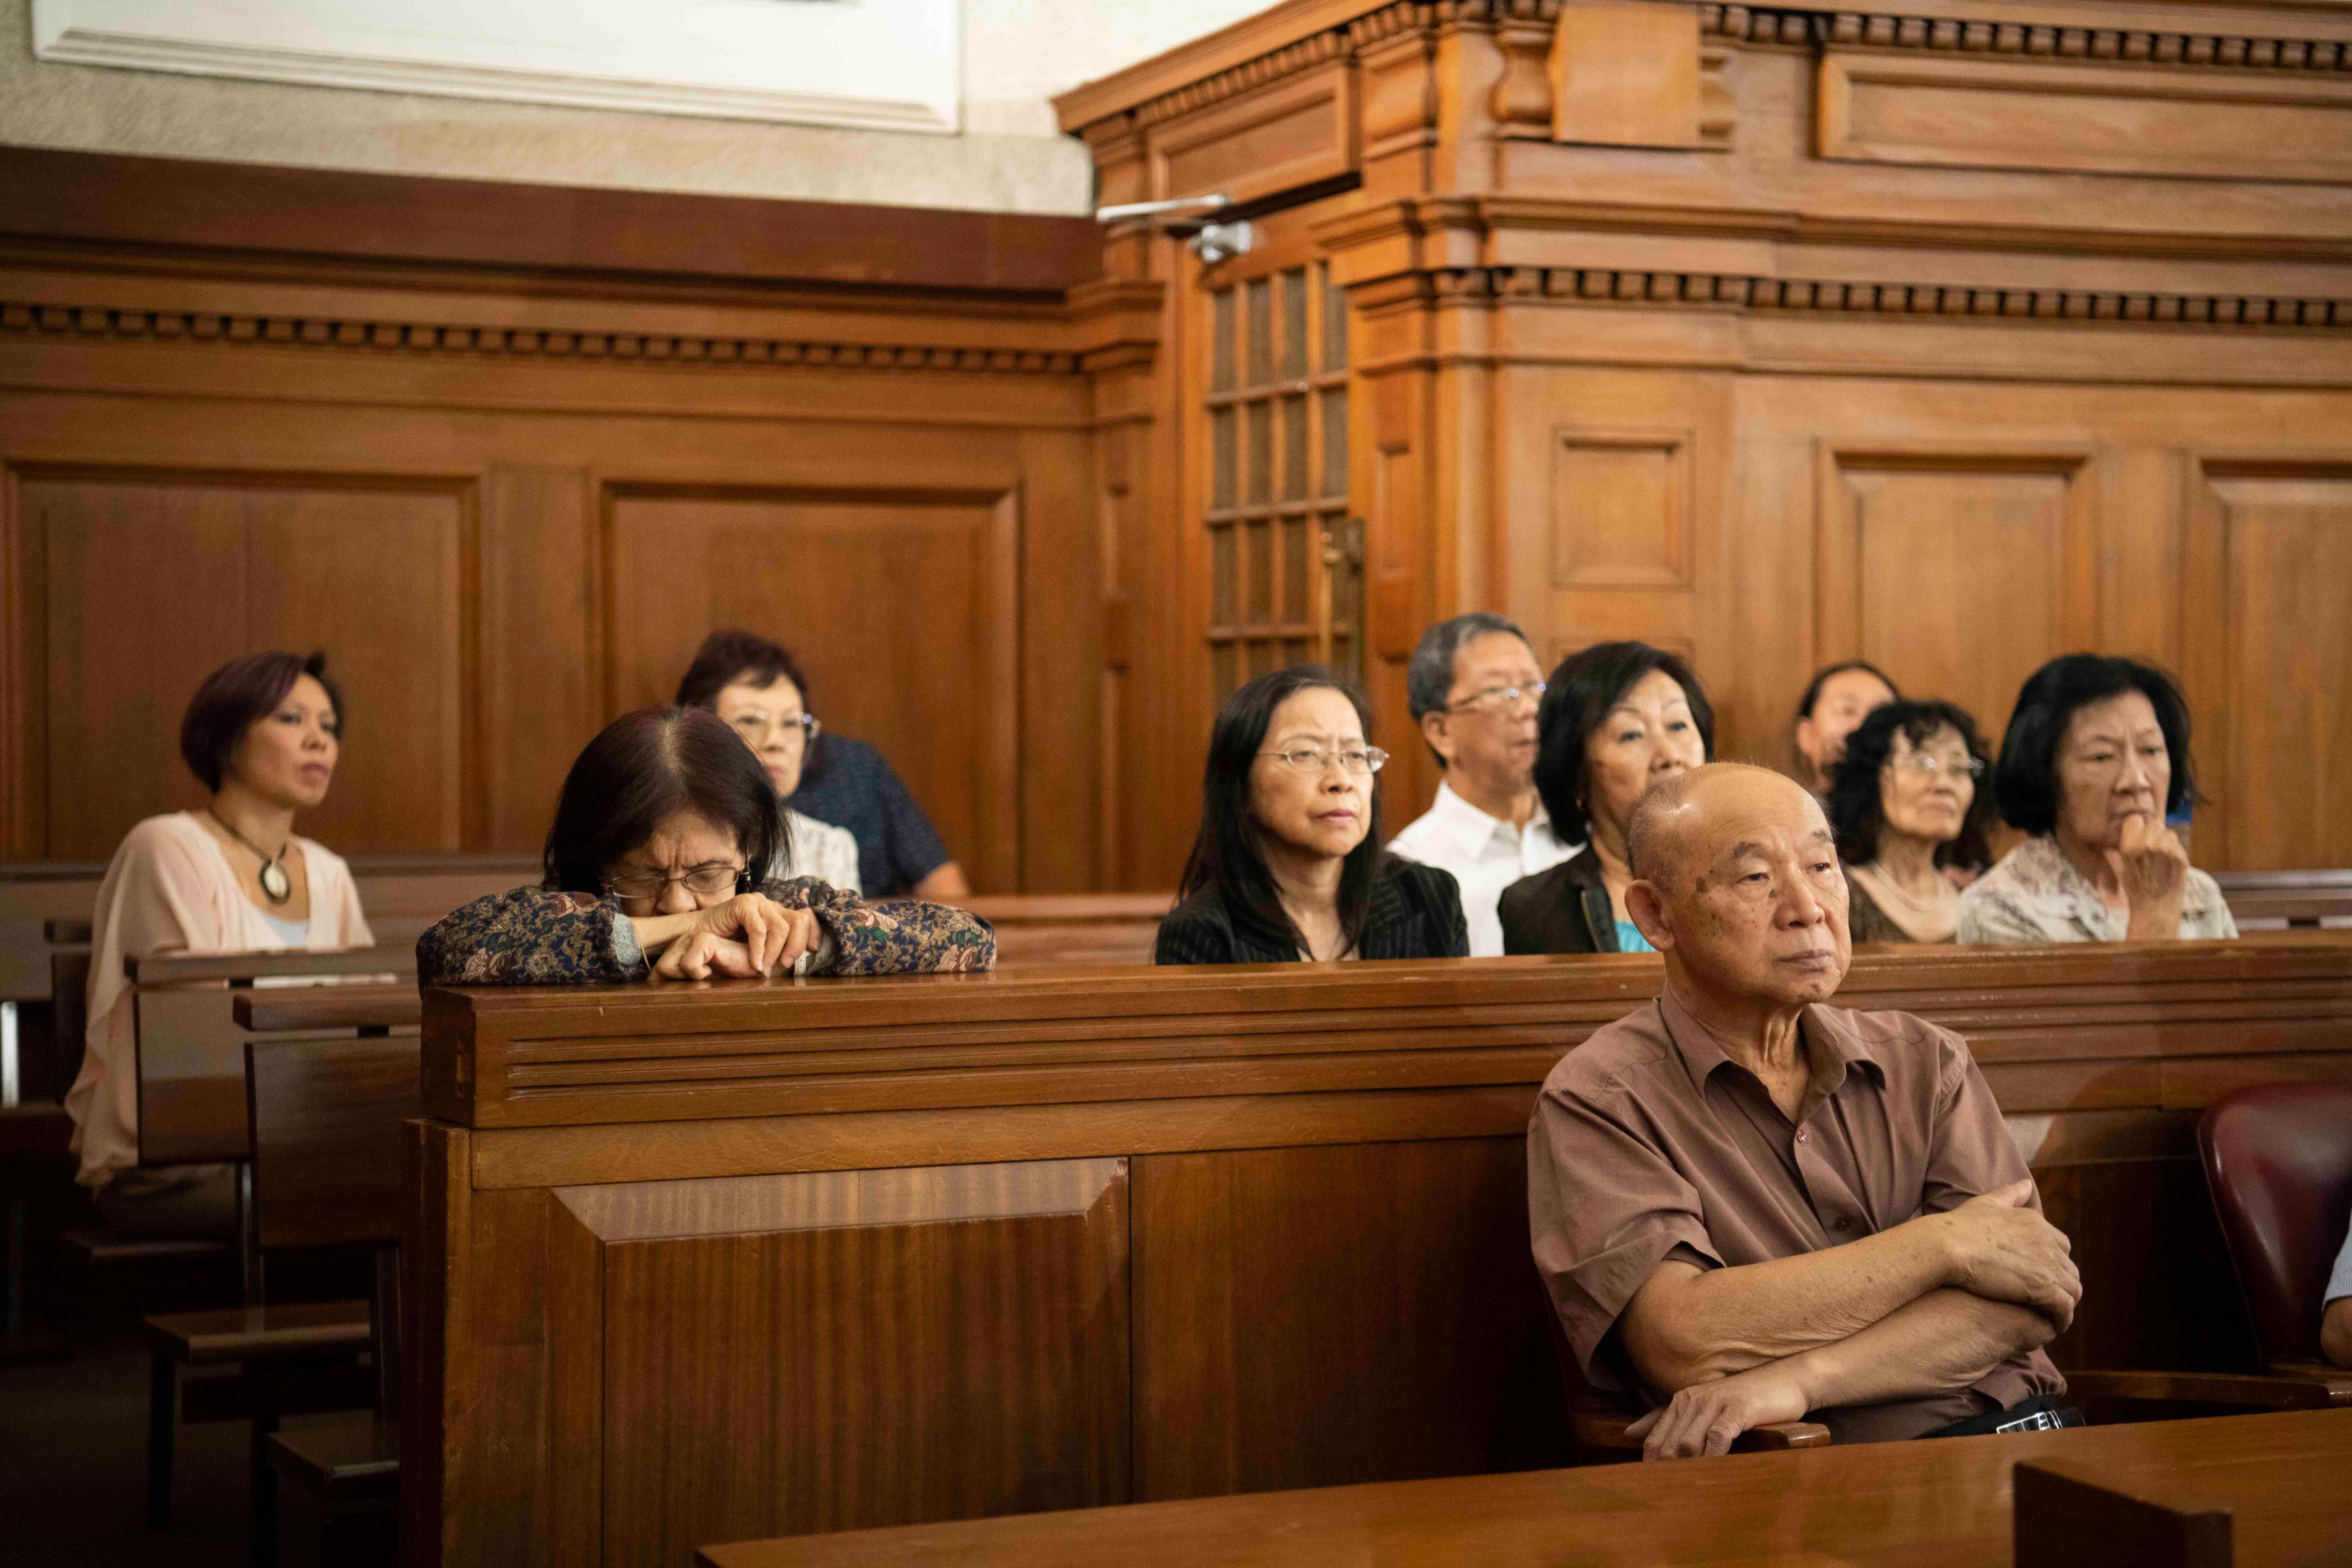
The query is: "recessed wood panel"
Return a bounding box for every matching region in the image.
[556,1159,1128,1567]
[1820,449,2095,745]
[2185,465,2352,873]
[1131,1137,1568,1502]
[1548,428,1692,589]
[1820,53,2352,185]
[604,487,1019,890]
[16,470,469,857]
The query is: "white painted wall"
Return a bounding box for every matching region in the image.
[0,0,1269,214]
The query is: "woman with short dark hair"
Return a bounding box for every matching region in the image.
[1156,666,1466,964]
[1958,654,2236,944]
[676,629,965,900]
[1824,700,1994,944]
[68,650,373,1215]
[1499,642,1712,955]
[419,708,992,984]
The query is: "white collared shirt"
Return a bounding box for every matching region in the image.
[1387,781,1580,956]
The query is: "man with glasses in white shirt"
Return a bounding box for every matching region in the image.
[1387,613,1580,956]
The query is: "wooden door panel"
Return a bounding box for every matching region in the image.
[552,1159,1128,1567]
[18,472,468,858]
[2185,465,2352,871]
[1820,449,2097,745]
[604,488,1019,890]
[1130,1137,1569,1503]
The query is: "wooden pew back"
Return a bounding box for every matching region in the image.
[406,936,2352,1568]
[2214,870,2352,929]
[246,1031,421,1252]
[133,948,414,1166]
[960,893,1168,969]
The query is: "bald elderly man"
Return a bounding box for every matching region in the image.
[1529,764,2079,1458]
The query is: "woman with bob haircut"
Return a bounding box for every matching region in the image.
[1823,698,1995,944]
[1958,654,2236,944]
[419,707,992,984]
[675,629,968,900]
[1499,641,1711,955]
[69,651,372,1218]
[1156,666,1466,964]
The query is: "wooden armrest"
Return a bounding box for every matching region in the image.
[2066,1367,2352,1409]
[1571,1404,1833,1453]
[1733,1421,1833,1450]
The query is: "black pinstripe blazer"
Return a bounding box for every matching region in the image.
[1153,857,1469,965]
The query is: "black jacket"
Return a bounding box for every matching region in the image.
[1497,847,1621,955]
[1154,857,1469,964]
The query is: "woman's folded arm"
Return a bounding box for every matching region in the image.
[767,878,995,975]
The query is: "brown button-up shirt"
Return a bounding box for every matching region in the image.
[1528,988,2064,1444]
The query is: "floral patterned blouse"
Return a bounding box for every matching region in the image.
[1955,834,2237,945]
[417,877,994,985]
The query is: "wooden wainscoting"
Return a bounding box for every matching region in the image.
[0,148,1145,890]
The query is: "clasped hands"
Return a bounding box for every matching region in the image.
[1629,1178,2080,1461]
[632,893,824,981]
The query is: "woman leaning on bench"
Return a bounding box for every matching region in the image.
[418,707,993,985]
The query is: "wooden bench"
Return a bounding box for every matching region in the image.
[131,948,413,1169]
[0,853,527,1112]
[695,1407,2352,1568]
[246,1029,417,1568]
[404,934,2352,1568]
[2214,870,2352,930]
[135,953,416,1529]
[960,894,1169,969]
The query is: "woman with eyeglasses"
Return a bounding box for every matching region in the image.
[1499,642,1711,955]
[1822,700,1994,944]
[675,629,969,900]
[1156,666,1467,965]
[418,708,994,985]
[1958,654,2236,945]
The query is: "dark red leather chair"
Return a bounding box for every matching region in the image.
[2200,1083,2352,1377]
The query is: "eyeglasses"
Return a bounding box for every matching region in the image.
[1260,745,1390,776]
[728,711,821,745]
[602,863,746,902]
[1889,753,1985,779]
[1446,681,1546,714]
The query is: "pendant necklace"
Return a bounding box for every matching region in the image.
[210,810,295,904]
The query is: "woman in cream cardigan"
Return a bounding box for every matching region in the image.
[68,651,371,1232]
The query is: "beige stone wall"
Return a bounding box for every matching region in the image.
[0,0,1266,213]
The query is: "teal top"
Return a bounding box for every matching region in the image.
[1614,919,1656,955]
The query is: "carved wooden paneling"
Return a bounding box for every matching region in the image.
[1817,446,2097,746]
[2183,462,2352,872]
[1148,66,1354,206]
[1550,3,1732,150]
[550,1159,1129,1566]
[602,485,1022,892]
[1499,389,1722,727]
[0,148,1115,885]
[1132,1137,1567,1501]
[1819,53,2352,184]
[9,468,470,857]
[1547,427,1693,591]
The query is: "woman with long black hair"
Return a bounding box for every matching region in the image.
[1156,666,1467,964]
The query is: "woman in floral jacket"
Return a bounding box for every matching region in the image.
[419,708,993,985]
